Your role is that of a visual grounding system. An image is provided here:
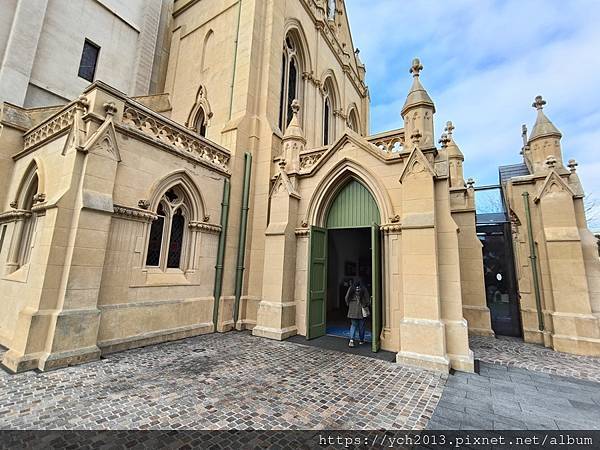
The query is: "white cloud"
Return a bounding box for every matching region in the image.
[347,0,600,212]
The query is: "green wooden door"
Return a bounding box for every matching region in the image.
[371,223,382,352]
[307,226,327,339]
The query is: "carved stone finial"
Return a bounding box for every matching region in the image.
[138,200,150,210]
[532,95,547,111]
[291,99,300,115]
[411,129,422,146]
[104,102,117,117]
[75,95,89,112]
[355,48,360,56]
[410,58,423,77]
[439,133,450,148]
[568,159,578,173]
[445,121,455,138]
[467,178,475,189]
[545,155,557,169]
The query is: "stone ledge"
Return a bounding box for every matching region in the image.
[98,323,213,355]
[396,350,451,373]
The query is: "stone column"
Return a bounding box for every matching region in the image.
[396,132,450,372]
[536,168,600,355]
[252,163,300,340]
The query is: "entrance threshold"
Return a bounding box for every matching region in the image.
[286,334,396,362]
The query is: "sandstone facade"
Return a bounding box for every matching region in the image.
[0,0,598,374]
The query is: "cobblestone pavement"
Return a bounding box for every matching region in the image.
[0,333,445,430]
[470,335,600,383]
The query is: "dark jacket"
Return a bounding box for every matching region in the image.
[345,285,371,319]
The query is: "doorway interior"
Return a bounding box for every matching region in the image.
[326,228,373,342]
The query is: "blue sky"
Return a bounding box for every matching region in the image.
[347,0,600,226]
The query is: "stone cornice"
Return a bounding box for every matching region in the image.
[113,205,157,223]
[189,221,222,234]
[120,102,231,176]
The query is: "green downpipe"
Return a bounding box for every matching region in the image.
[522,192,544,331]
[212,179,231,331]
[234,152,252,326]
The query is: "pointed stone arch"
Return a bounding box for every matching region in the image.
[185,85,213,133]
[14,158,45,208]
[306,158,394,227]
[346,103,361,134]
[283,19,313,73]
[147,170,206,222]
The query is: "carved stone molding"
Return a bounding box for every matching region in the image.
[189,221,221,234]
[299,147,328,172]
[121,104,231,174]
[367,129,405,155]
[295,228,310,237]
[113,205,157,223]
[0,209,32,224]
[381,224,402,234]
[23,105,77,151]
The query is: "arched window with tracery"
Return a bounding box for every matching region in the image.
[4,166,41,274]
[322,79,336,145]
[279,34,302,132]
[18,173,38,266]
[146,186,191,271]
[348,108,360,134]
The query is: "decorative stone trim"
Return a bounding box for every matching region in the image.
[189,221,221,234]
[113,205,157,223]
[121,104,231,174]
[380,224,403,234]
[23,105,77,151]
[298,0,368,97]
[299,146,328,171]
[0,209,32,224]
[368,129,405,154]
[295,228,310,237]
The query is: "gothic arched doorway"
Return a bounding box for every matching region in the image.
[307,178,383,352]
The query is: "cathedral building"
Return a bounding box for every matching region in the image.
[0,0,598,374]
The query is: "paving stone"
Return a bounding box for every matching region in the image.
[0,333,446,430]
[470,335,600,383]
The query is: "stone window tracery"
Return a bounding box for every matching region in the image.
[279,34,302,132]
[322,80,336,145]
[145,186,190,271]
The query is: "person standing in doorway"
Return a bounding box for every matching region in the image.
[345,280,370,348]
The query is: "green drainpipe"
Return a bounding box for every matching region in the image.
[522,192,544,332]
[234,152,252,326]
[212,178,231,332]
